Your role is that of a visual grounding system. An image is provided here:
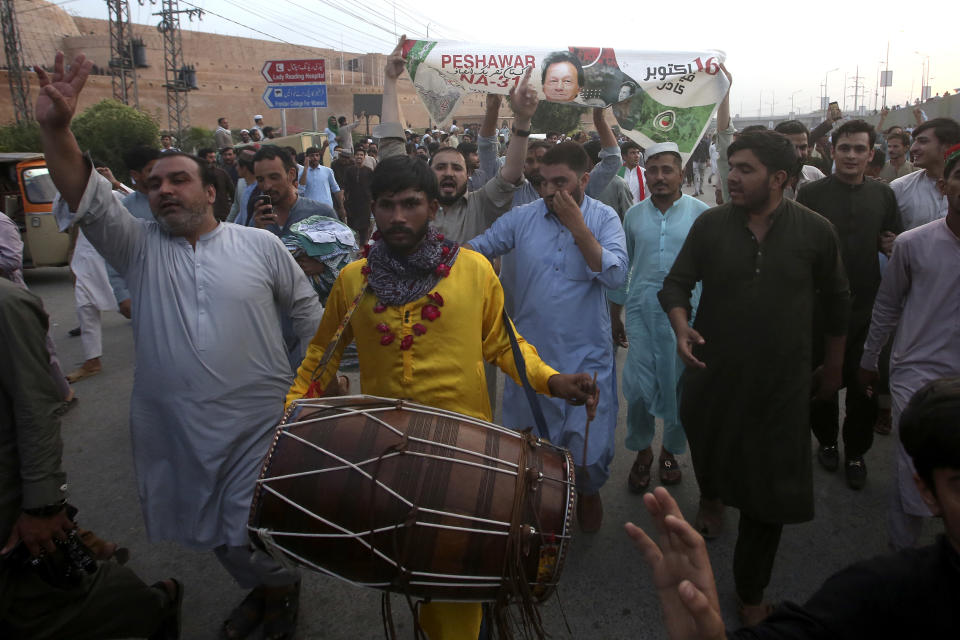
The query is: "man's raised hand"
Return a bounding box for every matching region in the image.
[625,487,725,640]
[508,68,539,121]
[385,36,408,81]
[35,52,93,131]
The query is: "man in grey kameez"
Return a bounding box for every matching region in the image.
[35,52,321,639]
[860,143,960,550]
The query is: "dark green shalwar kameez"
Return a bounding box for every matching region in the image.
[658,198,850,603]
[0,280,169,639]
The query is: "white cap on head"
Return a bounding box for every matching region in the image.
[645,141,681,159]
[240,129,249,133]
[254,114,263,120]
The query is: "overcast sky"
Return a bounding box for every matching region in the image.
[59,0,958,117]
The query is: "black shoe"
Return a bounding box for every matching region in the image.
[845,457,867,490]
[68,326,81,337]
[817,444,839,472]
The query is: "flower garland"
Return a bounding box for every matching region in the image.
[364,231,459,350]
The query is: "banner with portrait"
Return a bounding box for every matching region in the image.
[401,40,729,160]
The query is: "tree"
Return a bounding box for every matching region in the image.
[179,126,216,155]
[0,121,43,153]
[71,100,159,184]
[530,102,586,135]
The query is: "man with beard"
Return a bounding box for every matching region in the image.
[773,120,825,200]
[797,120,900,490]
[35,52,322,640]
[609,142,709,494]
[287,153,598,640]
[402,91,533,243]
[468,142,628,532]
[220,146,239,186]
[198,147,235,221]
[659,130,850,623]
[252,146,337,236]
[878,132,915,183]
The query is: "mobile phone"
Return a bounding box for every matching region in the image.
[828,101,842,121]
[255,194,272,207]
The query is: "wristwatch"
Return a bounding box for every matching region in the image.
[512,126,531,137]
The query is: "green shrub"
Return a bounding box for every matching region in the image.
[72,100,159,183]
[0,121,43,153]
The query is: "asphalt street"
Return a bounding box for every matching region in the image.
[21,184,939,639]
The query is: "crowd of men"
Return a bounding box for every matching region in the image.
[2,41,959,640]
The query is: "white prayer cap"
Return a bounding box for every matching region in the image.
[645,141,681,159]
[240,129,249,133]
[254,114,264,120]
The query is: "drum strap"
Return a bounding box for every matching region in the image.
[502,310,548,440]
[306,283,368,397]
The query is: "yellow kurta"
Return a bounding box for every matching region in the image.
[286,249,560,640]
[287,249,558,419]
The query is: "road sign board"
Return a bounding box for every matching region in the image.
[261,59,326,83]
[262,84,328,109]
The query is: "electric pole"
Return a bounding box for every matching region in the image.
[154,0,201,140]
[1,0,32,123]
[847,66,865,114]
[107,0,143,108]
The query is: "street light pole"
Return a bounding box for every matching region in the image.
[882,41,890,108]
[823,67,839,116]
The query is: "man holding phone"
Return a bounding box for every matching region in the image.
[252,146,337,237]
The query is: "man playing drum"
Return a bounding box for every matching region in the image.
[287,153,599,637]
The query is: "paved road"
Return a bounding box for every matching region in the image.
[22,194,938,638]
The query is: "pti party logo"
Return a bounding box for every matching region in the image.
[654,110,676,132]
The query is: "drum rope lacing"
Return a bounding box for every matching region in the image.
[491,429,548,640]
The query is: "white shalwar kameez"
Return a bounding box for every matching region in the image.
[69,221,117,361]
[54,170,322,550]
[861,218,960,549]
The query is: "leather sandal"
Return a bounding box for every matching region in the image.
[219,586,265,640]
[149,578,183,640]
[262,580,301,640]
[738,600,774,626]
[694,497,724,539]
[658,449,682,485]
[627,448,654,494]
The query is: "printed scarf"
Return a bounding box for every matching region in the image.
[365,227,459,306]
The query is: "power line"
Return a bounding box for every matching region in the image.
[216,0,379,52]
[179,0,344,54]
[309,0,404,40]
[344,0,425,38]
[276,0,394,48]
[17,0,83,14]
[372,0,468,40]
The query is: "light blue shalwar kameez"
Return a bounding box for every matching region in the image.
[469,195,627,494]
[608,194,707,454]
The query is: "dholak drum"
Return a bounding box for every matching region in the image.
[249,395,575,603]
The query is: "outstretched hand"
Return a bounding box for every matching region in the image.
[508,68,538,121]
[34,51,93,130]
[625,488,725,640]
[385,35,408,81]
